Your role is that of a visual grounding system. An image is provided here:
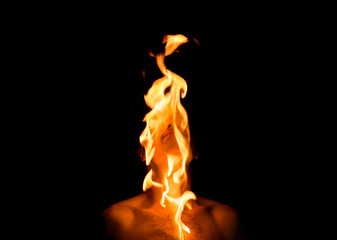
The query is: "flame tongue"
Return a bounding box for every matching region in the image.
[140,34,196,240]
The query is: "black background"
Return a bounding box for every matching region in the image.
[35,12,301,239]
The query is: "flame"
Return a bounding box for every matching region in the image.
[139,34,197,240]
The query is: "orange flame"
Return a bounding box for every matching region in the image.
[139,34,196,240]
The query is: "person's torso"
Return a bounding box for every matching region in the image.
[127,206,225,240]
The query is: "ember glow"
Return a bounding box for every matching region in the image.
[139,34,196,240]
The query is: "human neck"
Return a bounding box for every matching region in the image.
[148,182,191,213]
[149,155,191,207]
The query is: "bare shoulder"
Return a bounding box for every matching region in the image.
[196,196,243,240]
[196,196,238,221]
[102,202,133,239]
[102,194,147,239]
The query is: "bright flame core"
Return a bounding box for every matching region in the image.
[139,34,197,240]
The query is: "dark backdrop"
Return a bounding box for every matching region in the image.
[43,19,295,239]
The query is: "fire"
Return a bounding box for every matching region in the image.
[139,34,197,240]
